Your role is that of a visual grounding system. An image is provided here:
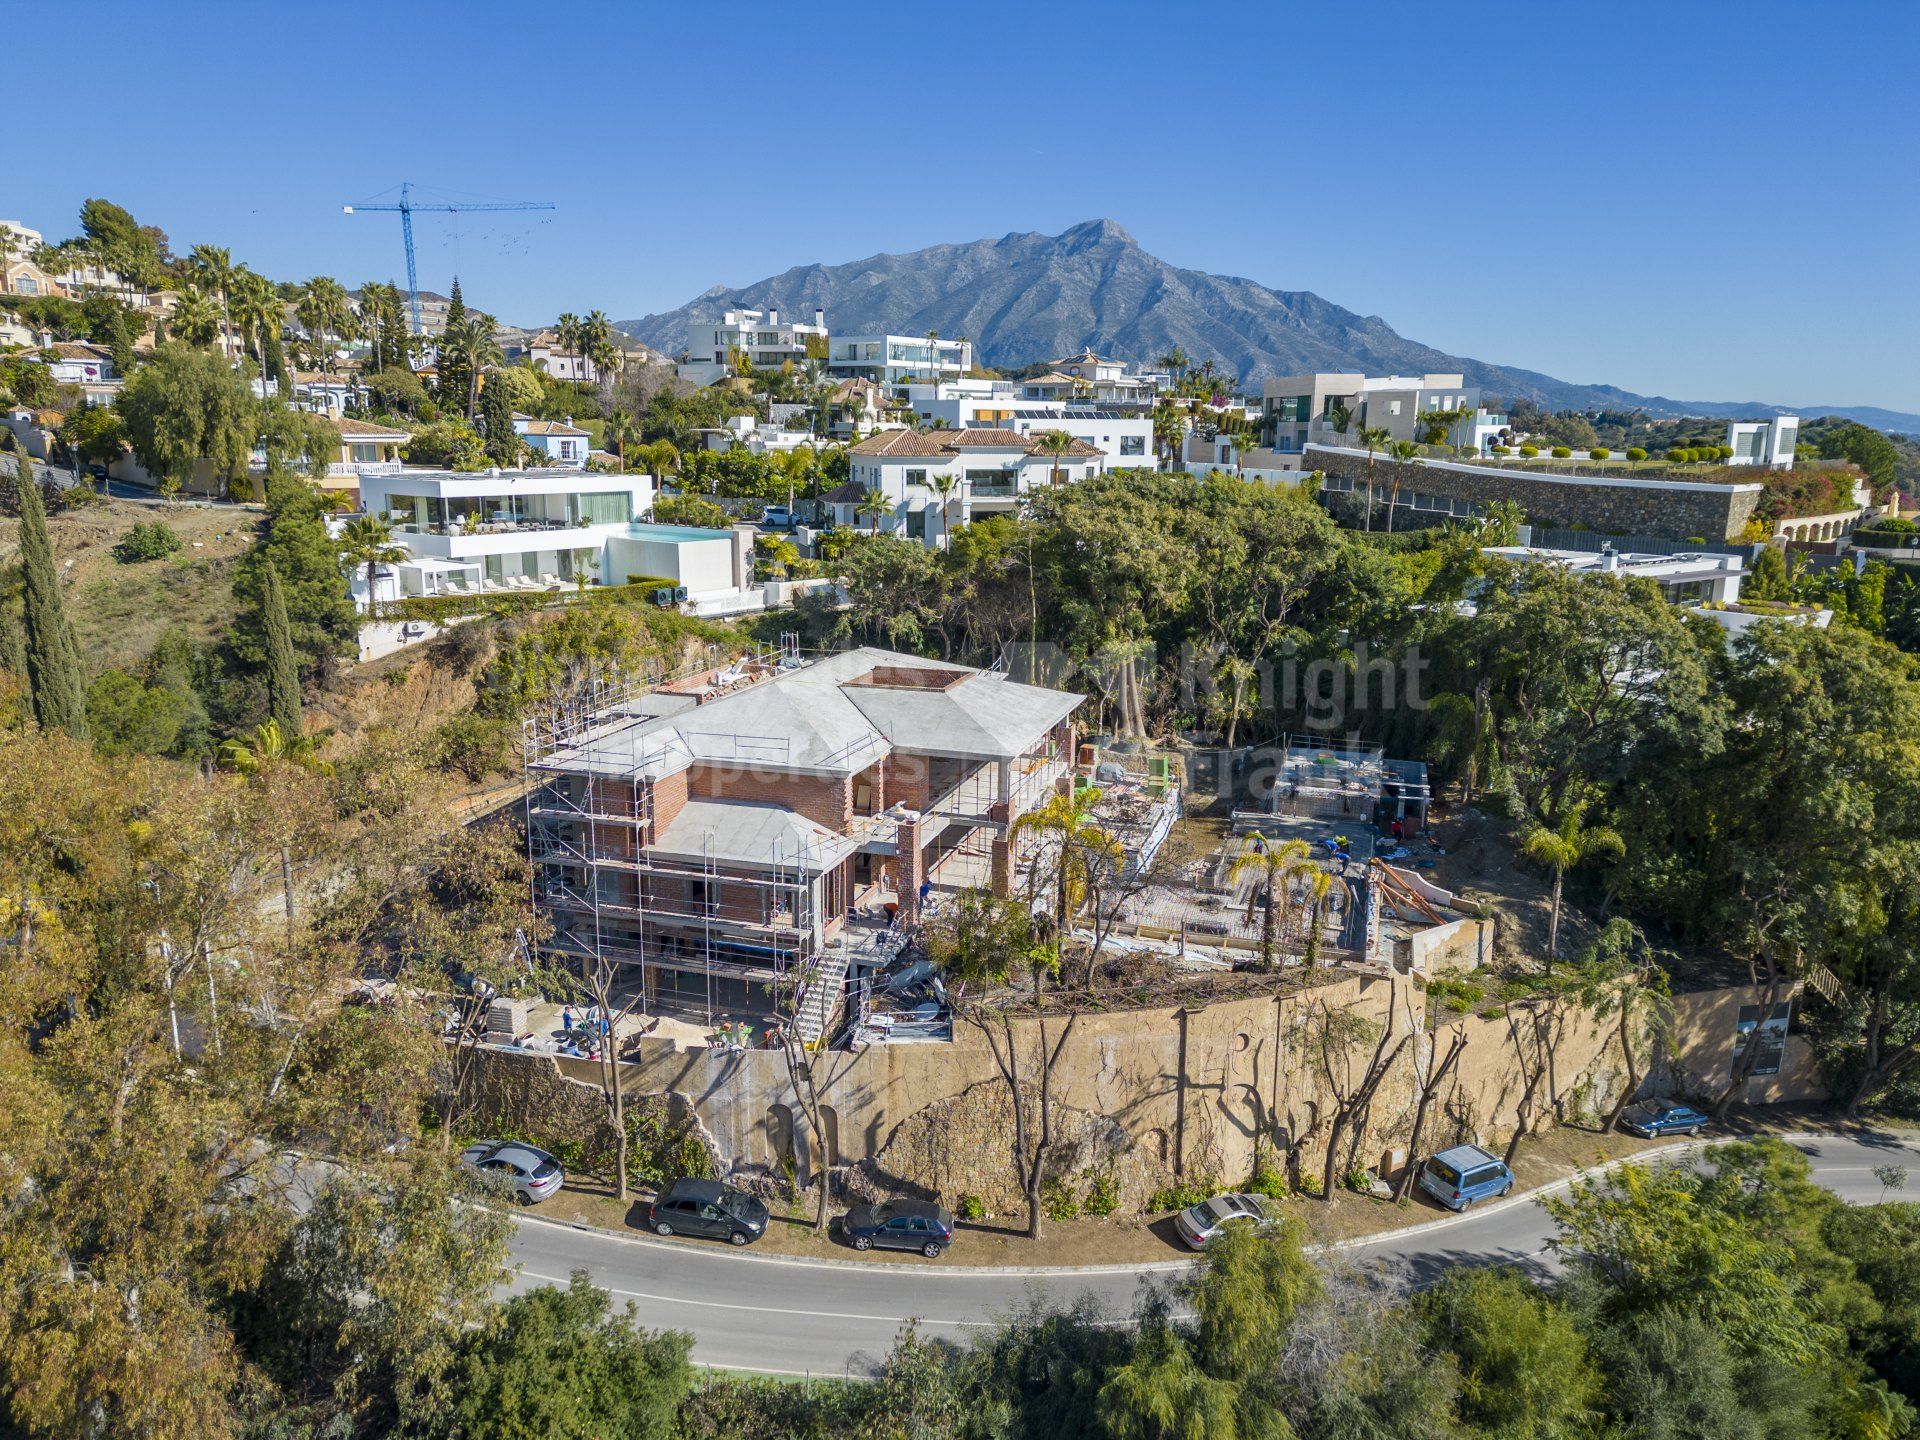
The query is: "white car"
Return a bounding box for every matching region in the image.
[460,1140,564,1204]
[1173,1192,1279,1249]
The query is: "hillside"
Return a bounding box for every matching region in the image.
[620,220,1920,431]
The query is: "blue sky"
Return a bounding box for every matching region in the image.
[21,0,1918,412]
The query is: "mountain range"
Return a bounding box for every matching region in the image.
[617,220,1918,433]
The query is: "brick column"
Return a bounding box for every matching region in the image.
[990,836,1013,897]
[896,817,924,922]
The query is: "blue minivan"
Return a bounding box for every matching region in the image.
[1418,1144,1514,1211]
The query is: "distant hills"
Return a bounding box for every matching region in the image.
[618,220,1918,434]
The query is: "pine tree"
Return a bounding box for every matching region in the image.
[380,280,410,378]
[261,559,303,737]
[438,277,470,407]
[16,458,89,739]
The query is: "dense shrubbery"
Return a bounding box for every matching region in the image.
[113,519,181,562]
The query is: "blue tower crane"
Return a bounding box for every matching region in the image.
[343,182,555,333]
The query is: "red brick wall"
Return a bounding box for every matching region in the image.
[687,763,852,834]
[649,769,689,841]
[887,754,932,812]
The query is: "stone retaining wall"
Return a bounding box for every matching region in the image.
[1307,445,1762,541]
[468,971,1818,1215]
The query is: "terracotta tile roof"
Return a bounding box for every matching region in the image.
[848,429,955,457]
[330,416,410,439]
[944,428,1043,449]
[517,418,589,437]
[43,341,111,362]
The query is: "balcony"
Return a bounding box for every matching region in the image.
[968,481,1019,498]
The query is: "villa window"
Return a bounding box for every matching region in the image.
[578,492,631,525]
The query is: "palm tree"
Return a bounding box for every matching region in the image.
[1358,426,1390,531]
[188,244,235,356]
[1156,347,1189,387]
[929,472,960,545]
[216,718,333,929]
[229,269,281,377]
[855,485,891,534]
[1034,429,1076,487]
[775,445,814,519]
[582,310,617,386]
[296,277,352,375]
[1521,802,1625,963]
[442,311,503,421]
[637,440,680,487]
[554,312,581,377]
[604,409,639,467]
[1299,868,1334,968]
[168,285,222,349]
[1226,836,1316,970]
[1383,439,1421,532]
[337,514,408,614]
[1010,786,1122,991]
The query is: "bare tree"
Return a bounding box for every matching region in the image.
[1501,998,1557,1168]
[772,956,850,1233]
[958,1000,1082,1238]
[1395,1026,1468,1201]
[1293,995,1409,1203]
[577,950,653,1203]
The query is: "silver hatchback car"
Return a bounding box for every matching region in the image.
[460,1140,565,1204]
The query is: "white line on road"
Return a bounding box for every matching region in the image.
[515,1268,1002,1327]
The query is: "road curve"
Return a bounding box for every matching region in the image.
[503,1132,1920,1376]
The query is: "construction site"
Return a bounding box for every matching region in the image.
[520,642,1081,1048]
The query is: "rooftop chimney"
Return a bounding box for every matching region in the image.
[768,307,779,327]
[814,307,826,329]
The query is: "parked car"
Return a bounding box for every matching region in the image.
[1173,1192,1280,1249]
[1617,1099,1709,1139]
[649,1178,770,1246]
[1417,1144,1514,1211]
[761,505,795,531]
[459,1139,564,1204]
[840,1198,955,1257]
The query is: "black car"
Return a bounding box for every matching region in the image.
[650,1178,770,1246]
[840,1198,954,1257]
[1617,1100,1710,1139]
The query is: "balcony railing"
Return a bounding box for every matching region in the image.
[395,516,585,538]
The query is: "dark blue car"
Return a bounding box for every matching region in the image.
[1617,1100,1709,1138]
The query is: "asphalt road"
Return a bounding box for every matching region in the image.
[503,1132,1920,1376]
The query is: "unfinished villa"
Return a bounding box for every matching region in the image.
[525,646,1082,1036]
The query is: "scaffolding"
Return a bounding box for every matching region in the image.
[523,638,851,1037]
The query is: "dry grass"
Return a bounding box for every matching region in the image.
[0,496,259,675]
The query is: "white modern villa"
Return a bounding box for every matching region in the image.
[352,466,731,602]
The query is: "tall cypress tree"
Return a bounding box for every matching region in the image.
[16,458,89,740]
[261,558,303,737]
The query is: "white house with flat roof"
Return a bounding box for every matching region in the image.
[1263,371,1508,465]
[828,333,972,389]
[1480,544,1747,606]
[1725,416,1799,469]
[679,307,828,386]
[355,466,656,601]
[829,427,1103,545]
